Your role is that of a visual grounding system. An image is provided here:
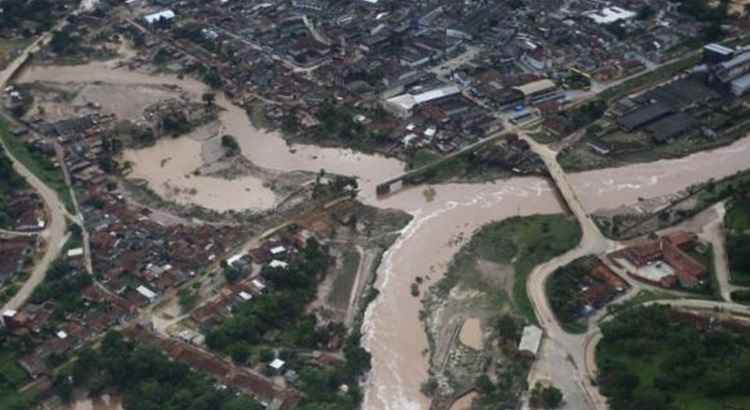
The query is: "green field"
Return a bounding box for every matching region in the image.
[599,53,702,102]
[436,214,582,322]
[725,196,750,285]
[0,120,75,213]
[726,198,750,232]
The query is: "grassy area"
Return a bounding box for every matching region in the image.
[725,197,750,232]
[684,243,721,299]
[436,214,582,322]
[694,170,750,210]
[508,215,582,321]
[327,246,361,310]
[0,120,75,213]
[601,289,678,320]
[247,101,270,129]
[405,142,520,185]
[725,196,750,285]
[599,53,702,102]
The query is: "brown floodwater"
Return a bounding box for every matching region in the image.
[17,63,405,210]
[570,138,750,213]
[16,62,750,410]
[363,179,562,410]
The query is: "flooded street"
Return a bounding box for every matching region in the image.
[16,62,750,410]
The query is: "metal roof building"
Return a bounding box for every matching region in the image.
[732,73,750,96]
[518,325,543,357]
[617,102,673,131]
[513,79,556,97]
[586,7,636,24]
[384,85,461,118]
[144,10,176,24]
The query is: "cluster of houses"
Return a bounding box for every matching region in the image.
[608,231,708,289]
[124,325,304,410]
[4,284,138,379]
[0,190,47,232]
[82,189,249,307]
[0,187,251,384]
[106,0,732,160]
[574,258,630,317]
[0,236,38,285]
[189,229,324,334]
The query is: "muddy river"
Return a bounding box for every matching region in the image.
[15,62,750,410]
[18,63,404,210]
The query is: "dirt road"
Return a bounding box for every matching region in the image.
[0,133,70,311]
[699,202,746,302]
[0,27,72,312]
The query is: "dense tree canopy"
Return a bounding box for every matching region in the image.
[597,306,750,410]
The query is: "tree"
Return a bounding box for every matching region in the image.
[495,314,520,340]
[530,383,563,409]
[222,397,263,410]
[637,5,655,20]
[221,135,241,156]
[178,288,199,312]
[203,66,223,89]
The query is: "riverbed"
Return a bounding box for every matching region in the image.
[15,61,750,410]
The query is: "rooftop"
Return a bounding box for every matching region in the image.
[518,325,543,355]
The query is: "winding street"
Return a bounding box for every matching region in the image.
[521,134,614,410]
[0,26,72,312]
[520,133,750,410]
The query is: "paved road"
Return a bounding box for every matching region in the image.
[0,25,72,312]
[520,134,614,410]
[520,134,750,410]
[0,133,70,311]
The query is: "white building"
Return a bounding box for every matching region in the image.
[518,325,543,357]
[136,285,158,303]
[144,10,175,24]
[269,260,289,269]
[383,85,461,118]
[585,7,636,24]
